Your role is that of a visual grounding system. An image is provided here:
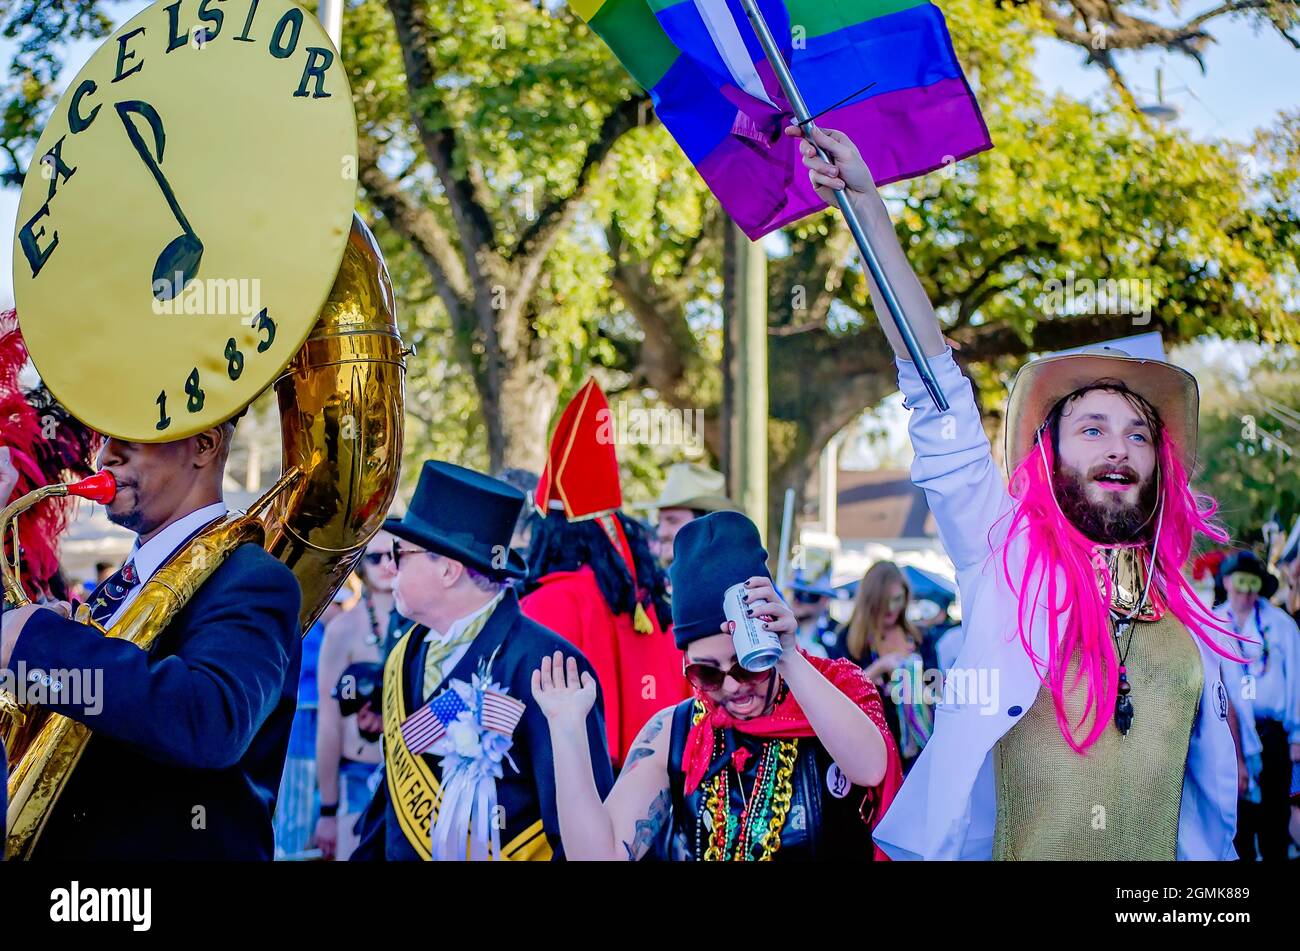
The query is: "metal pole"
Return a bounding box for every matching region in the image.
[776,487,795,589]
[318,0,343,47]
[738,0,949,412]
[730,222,769,546]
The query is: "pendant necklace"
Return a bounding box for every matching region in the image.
[1107,548,1156,737]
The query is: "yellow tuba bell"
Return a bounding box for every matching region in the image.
[1,213,406,859]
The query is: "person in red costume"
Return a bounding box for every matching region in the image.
[0,310,101,603]
[520,379,690,768]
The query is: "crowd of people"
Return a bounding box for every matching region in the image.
[2,124,1297,862]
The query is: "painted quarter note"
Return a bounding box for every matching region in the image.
[115,100,204,302]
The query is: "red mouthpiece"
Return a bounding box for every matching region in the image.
[68,471,117,505]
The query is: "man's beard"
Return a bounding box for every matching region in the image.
[1054,463,1159,545]
[105,502,148,534]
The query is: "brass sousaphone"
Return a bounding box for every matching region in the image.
[1,0,405,859]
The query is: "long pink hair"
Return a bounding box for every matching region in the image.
[995,408,1237,752]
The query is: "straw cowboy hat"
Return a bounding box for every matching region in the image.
[1004,345,1199,478]
[639,462,737,513]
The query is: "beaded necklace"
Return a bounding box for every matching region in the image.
[691,701,798,861]
[363,588,383,647]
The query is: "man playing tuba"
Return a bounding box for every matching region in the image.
[1,420,303,860]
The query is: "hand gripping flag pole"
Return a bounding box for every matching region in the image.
[738,0,949,412]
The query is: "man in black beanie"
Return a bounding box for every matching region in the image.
[532,511,902,861]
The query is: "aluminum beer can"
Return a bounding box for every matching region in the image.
[724,581,783,672]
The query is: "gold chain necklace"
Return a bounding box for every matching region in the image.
[694,705,798,861]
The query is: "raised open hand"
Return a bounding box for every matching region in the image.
[531,650,597,727]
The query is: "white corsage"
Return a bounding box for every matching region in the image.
[428,652,527,861]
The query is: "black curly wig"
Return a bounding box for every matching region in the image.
[525,510,671,629]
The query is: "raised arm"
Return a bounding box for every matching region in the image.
[787,124,1012,568]
[532,652,674,861]
[742,577,890,786]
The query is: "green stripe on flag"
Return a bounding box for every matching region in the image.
[785,0,927,39]
[588,0,681,90]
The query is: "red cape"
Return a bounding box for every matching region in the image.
[521,566,690,767]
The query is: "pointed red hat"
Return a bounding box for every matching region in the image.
[534,377,622,520]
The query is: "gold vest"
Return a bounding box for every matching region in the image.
[993,611,1202,860]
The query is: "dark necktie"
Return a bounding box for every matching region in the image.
[88,561,141,626]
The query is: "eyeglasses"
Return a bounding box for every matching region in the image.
[390,542,430,568]
[362,551,394,566]
[683,661,773,692]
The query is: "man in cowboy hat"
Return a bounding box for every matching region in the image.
[1213,550,1300,860]
[791,122,1240,859]
[645,462,737,567]
[350,461,613,861]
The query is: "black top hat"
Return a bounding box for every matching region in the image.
[1216,550,1279,600]
[383,461,528,581]
[669,511,772,648]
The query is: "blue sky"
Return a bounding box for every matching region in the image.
[1,1,1297,307]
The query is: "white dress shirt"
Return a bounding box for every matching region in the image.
[420,590,504,699]
[102,502,228,627]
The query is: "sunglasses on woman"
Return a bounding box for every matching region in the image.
[683,660,773,692]
[362,551,394,566]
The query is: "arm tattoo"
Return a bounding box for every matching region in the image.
[636,710,669,746]
[623,745,655,771]
[622,789,671,861]
[622,710,669,773]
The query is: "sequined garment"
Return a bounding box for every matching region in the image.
[993,611,1203,860]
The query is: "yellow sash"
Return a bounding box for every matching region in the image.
[382,624,553,861]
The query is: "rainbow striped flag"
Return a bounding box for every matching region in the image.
[572,0,992,239]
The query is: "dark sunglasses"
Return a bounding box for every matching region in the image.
[362,551,394,566]
[683,661,773,692]
[390,541,430,568]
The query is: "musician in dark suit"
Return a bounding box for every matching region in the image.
[0,417,302,860]
[351,461,614,861]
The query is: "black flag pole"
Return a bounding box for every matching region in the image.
[737,0,950,412]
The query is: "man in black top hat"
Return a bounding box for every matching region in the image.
[351,461,613,861]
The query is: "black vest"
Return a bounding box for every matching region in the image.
[654,699,879,861]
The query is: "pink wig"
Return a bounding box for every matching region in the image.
[995,421,1238,752]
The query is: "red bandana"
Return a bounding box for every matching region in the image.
[682,652,903,860]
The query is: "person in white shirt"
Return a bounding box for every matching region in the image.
[1213,551,1300,859]
[788,121,1240,860]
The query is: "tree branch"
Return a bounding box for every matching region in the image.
[386,0,498,262]
[507,94,649,311]
[357,134,473,305]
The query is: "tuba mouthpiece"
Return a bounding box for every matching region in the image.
[67,471,117,505]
